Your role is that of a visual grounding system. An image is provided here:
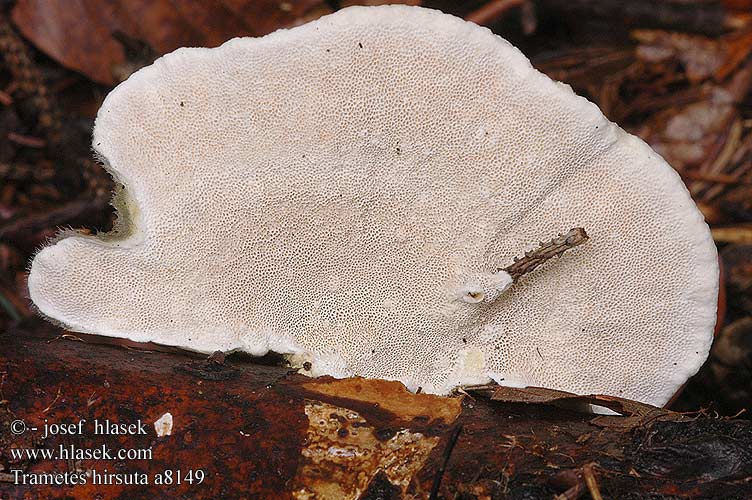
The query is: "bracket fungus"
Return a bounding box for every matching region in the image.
[28,5,718,406]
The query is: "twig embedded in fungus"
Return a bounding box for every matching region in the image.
[502,227,589,282]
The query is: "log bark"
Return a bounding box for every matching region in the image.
[1,319,750,499]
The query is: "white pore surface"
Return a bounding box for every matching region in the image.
[28,5,718,405]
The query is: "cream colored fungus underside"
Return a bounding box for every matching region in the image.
[28,6,718,405]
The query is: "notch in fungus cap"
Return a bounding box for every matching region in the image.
[28,5,718,406]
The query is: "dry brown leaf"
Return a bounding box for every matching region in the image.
[12,0,329,85]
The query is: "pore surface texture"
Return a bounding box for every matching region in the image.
[28,6,718,404]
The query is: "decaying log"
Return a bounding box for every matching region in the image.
[1,319,751,499]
